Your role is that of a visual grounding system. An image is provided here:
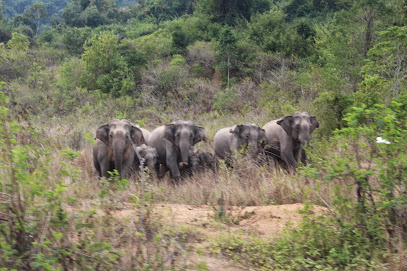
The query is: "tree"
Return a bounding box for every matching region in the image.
[7,32,29,50]
[81,32,145,95]
[216,26,236,88]
[360,26,407,103]
[26,2,47,35]
[195,0,260,26]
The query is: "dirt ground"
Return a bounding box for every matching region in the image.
[115,203,325,270]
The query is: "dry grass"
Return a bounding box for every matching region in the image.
[69,146,323,208]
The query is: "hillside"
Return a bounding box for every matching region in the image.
[1,0,407,269]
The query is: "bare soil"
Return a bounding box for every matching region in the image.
[115,203,325,270]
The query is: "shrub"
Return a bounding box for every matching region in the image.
[7,32,29,50]
[0,42,34,81]
[81,32,144,96]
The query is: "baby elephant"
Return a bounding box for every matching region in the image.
[135,144,158,170]
[181,149,216,177]
[194,150,216,173]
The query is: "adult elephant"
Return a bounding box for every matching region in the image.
[214,122,267,163]
[262,111,319,171]
[93,119,145,179]
[147,120,206,181]
[135,125,151,142]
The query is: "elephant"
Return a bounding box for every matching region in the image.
[134,144,158,170]
[262,111,319,171]
[195,149,216,173]
[147,120,207,181]
[93,119,145,179]
[180,148,201,177]
[181,148,216,177]
[214,122,267,164]
[135,125,151,142]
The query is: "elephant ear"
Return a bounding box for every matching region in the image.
[96,124,109,145]
[163,124,176,145]
[277,116,293,135]
[193,126,207,145]
[130,125,145,145]
[310,116,319,133]
[230,125,243,137]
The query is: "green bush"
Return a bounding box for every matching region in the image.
[0,87,119,269]
[81,32,145,96]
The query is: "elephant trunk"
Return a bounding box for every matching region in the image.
[113,143,126,178]
[179,141,190,168]
[248,137,259,158]
[298,124,311,144]
[145,154,156,168]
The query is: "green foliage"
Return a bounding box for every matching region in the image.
[213,87,239,113]
[61,26,92,55]
[133,0,193,21]
[81,32,145,95]
[0,40,34,81]
[25,2,47,35]
[301,100,407,268]
[194,0,270,26]
[1,0,407,268]
[248,9,315,58]
[360,26,407,103]
[0,85,119,269]
[134,29,172,60]
[1,0,70,24]
[313,91,354,135]
[7,32,29,50]
[216,26,237,88]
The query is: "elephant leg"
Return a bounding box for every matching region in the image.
[93,158,102,177]
[121,150,135,179]
[300,148,307,166]
[100,159,111,179]
[293,148,300,162]
[163,139,181,180]
[158,164,169,179]
[282,151,298,172]
[155,163,162,179]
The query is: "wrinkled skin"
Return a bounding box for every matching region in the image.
[181,149,216,176]
[214,122,267,164]
[147,120,206,181]
[180,148,201,177]
[135,144,158,170]
[93,119,145,179]
[135,125,151,142]
[195,150,216,173]
[263,111,319,171]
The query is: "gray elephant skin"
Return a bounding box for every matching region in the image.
[214,122,267,163]
[135,144,158,169]
[262,111,319,171]
[181,148,216,176]
[93,119,145,179]
[194,150,216,173]
[135,125,151,142]
[147,120,206,180]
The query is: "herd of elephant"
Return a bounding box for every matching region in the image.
[92,111,319,182]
